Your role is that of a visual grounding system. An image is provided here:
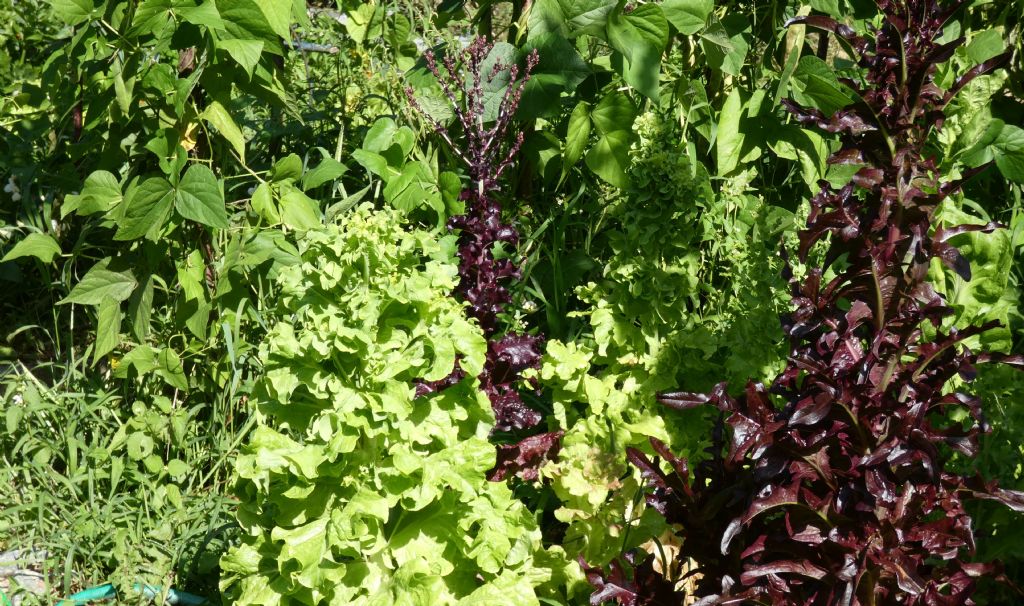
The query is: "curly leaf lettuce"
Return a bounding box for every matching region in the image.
[221,205,579,605]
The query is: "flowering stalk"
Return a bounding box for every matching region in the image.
[407,38,562,481]
[586,1,1024,604]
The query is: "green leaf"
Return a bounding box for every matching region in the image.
[701,16,749,76]
[158,347,189,391]
[202,101,247,163]
[115,345,160,377]
[177,2,224,29]
[586,130,632,188]
[116,178,175,241]
[530,0,617,39]
[584,93,636,187]
[717,88,744,175]
[251,182,280,223]
[591,92,636,135]
[438,172,463,215]
[218,0,282,46]
[127,432,154,461]
[52,0,94,24]
[993,125,1024,182]
[808,0,843,17]
[662,0,713,35]
[63,171,122,218]
[279,189,322,230]
[607,4,668,100]
[166,459,189,479]
[303,157,348,190]
[130,0,173,37]
[218,38,265,76]
[93,299,122,363]
[967,28,1005,65]
[518,34,590,119]
[790,56,854,115]
[383,162,443,215]
[61,258,137,306]
[345,3,383,44]
[128,275,154,342]
[2,233,62,263]
[271,154,303,182]
[112,60,132,115]
[958,114,1001,168]
[253,0,293,39]
[176,165,228,228]
[563,102,592,169]
[363,118,398,152]
[769,126,828,187]
[774,7,809,106]
[351,149,397,180]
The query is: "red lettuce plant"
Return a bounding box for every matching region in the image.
[586,1,1024,604]
[407,38,562,481]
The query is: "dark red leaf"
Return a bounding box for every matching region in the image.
[487,430,563,481]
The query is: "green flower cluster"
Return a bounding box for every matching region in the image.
[220,205,579,605]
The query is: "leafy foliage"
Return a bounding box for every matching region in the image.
[585,1,1024,603]
[2,0,1022,603]
[408,37,562,480]
[221,205,580,605]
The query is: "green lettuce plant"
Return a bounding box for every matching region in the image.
[535,107,794,565]
[220,204,580,605]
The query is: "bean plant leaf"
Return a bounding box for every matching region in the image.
[158,347,189,391]
[128,275,154,342]
[662,0,713,35]
[177,2,223,29]
[586,130,633,188]
[363,117,398,153]
[93,298,122,363]
[253,0,292,39]
[383,161,443,216]
[967,29,1005,65]
[563,101,592,170]
[202,101,247,163]
[61,258,137,306]
[63,170,122,218]
[116,178,175,241]
[607,4,668,100]
[702,16,749,76]
[218,0,282,46]
[591,91,636,135]
[2,233,62,263]
[175,164,229,228]
[717,88,744,175]
[218,38,264,75]
[790,56,855,115]
[271,153,304,182]
[519,34,590,119]
[808,0,844,17]
[52,0,95,24]
[585,92,636,187]
[302,156,348,190]
[279,189,322,230]
[992,124,1024,182]
[529,0,617,39]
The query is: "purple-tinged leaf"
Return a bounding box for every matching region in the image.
[788,393,834,426]
[487,430,563,481]
[739,560,828,585]
[658,390,713,410]
[933,221,1001,242]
